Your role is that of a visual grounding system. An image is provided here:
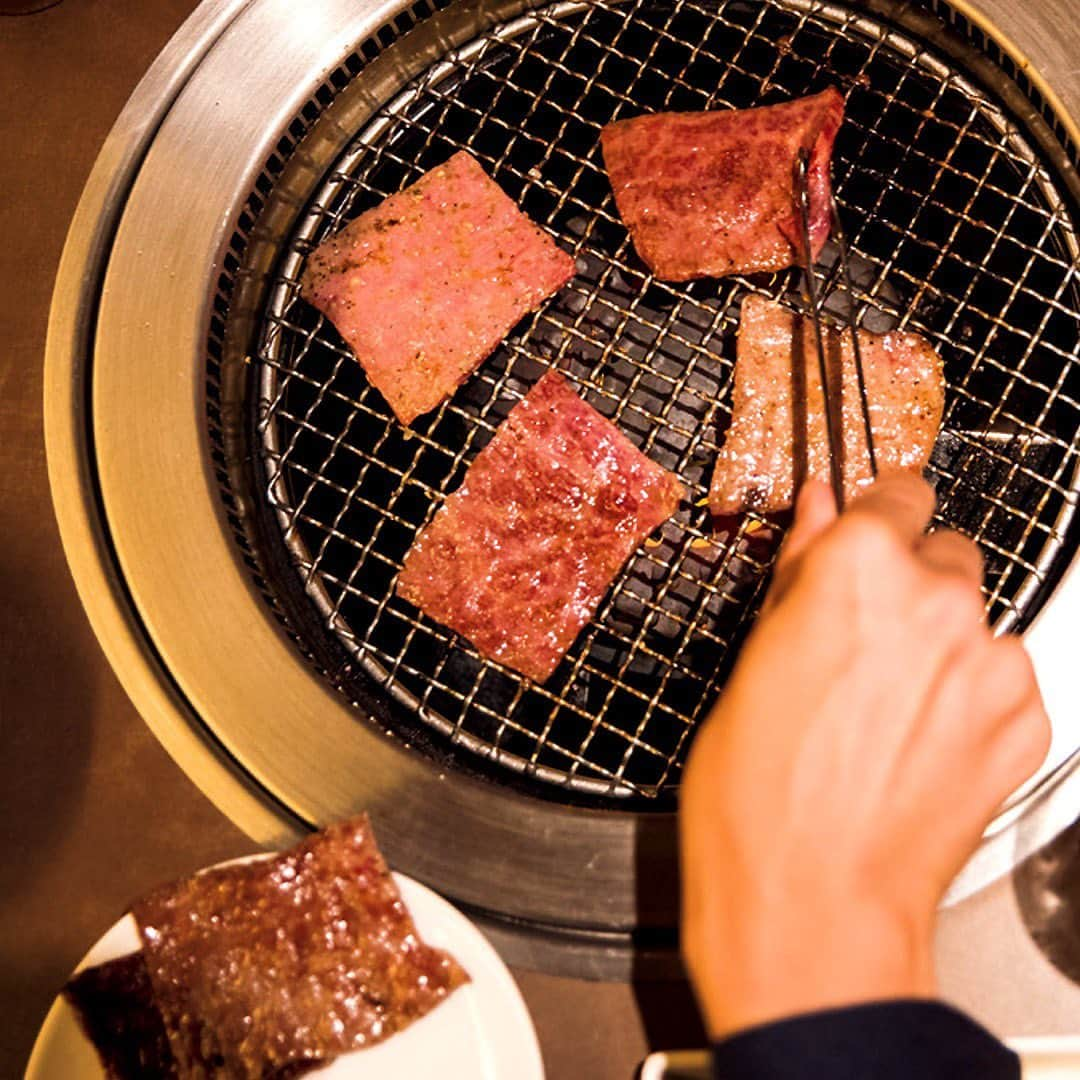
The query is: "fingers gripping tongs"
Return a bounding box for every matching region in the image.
[794,148,878,511]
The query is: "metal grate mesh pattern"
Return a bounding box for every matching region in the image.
[251,0,1080,801]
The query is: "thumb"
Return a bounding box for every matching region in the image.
[778,479,838,570]
[765,480,838,608]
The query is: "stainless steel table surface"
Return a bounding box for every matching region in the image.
[2,2,1079,1078]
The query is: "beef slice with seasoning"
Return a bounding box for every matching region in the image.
[396,370,685,682]
[601,88,844,281]
[301,151,576,425]
[710,294,944,514]
[63,952,177,1079]
[132,815,469,1079]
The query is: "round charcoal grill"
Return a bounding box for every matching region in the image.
[47,0,1080,976]
[250,0,1080,804]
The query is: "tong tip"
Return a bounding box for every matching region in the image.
[793,146,879,496]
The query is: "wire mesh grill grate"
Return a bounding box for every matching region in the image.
[251,0,1080,801]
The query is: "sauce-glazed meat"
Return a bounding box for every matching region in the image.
[63,952,178,1079]
[301,151,575,425]
[601,89,844,281]
[710,295,944,514]
[131,815,468,1079]
[397,371,685,682]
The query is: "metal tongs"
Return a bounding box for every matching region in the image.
[794,148,878,510]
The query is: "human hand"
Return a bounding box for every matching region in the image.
[680,474,1050,1039]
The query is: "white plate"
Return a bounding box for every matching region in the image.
[26,870,544,1080]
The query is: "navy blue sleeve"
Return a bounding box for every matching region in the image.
[712,1000,1019,1079]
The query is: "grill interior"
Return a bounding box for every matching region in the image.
[232,0,1079,804]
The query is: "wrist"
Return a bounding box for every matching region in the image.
[687,891,936,1041]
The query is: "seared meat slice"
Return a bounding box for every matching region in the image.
[397,371,685,682]
[132,815,469,1079]
[302,151,575,425]
[63,953,177,1080]
[710,295,944,514]
[601,89,844,281]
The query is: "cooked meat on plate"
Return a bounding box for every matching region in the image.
[62,952,176,1079]
[64,815,468,1079]
[601,88,844,281]
[397,371,685,682]
[301,150,575,425]
[710,294,944,515]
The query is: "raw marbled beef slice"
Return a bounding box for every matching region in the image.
[396,370,685,681]
[301,151,576,424]
[601,88,844,281]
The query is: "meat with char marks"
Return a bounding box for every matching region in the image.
[710,295,944,514]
